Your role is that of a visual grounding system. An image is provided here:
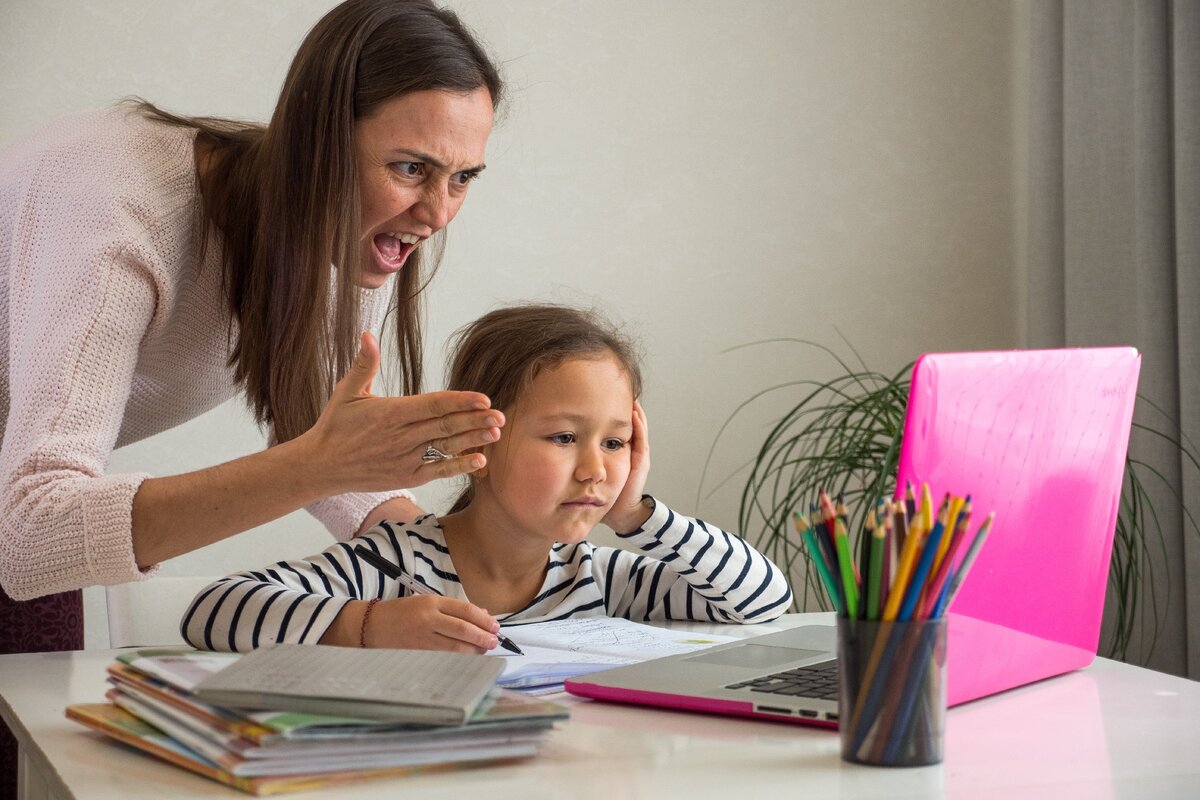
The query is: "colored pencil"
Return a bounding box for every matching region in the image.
[933,512,994,617]
[883,499,926,621]
[919,505,972,619]
[892,497,908,555]
[903,481,918,534]
[896,495,949,620]
[795,512,843,613]
[833,515,859,619]
[879,500,893,613]
[919,482,934,533]
[933,494,966,576]
[866,510,886,620]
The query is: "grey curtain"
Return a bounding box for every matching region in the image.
[1026,0,1198,678]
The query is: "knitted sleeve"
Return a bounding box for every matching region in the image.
[0,153,169,599]
[593,498,794,623]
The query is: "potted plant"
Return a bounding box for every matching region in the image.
[702,340,1198,663]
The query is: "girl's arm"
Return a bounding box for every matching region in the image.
[180,524,499,653]
[597,497,794,623]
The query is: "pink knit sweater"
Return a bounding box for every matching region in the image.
[0,107,408,600]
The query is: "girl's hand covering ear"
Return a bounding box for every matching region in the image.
[603,400,654,535]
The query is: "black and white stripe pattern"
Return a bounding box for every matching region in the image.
[181,497,793,652]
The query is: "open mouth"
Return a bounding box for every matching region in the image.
[372,232,419,273]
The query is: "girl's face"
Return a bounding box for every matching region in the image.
[479,354,635,546]
[354,88,494,289]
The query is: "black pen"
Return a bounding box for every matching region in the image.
[353,544,524,655]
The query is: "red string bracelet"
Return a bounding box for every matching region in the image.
[359,598,380,648]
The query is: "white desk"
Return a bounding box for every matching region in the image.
[2,613,1198,799]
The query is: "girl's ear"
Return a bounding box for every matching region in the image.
[462,444,490,479]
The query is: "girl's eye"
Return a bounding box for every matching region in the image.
[550,433,575,445]
[393,162,423,178]
[603,438,627,452]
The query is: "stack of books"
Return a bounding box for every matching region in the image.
[66,645,568,796]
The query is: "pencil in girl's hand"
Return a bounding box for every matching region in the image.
[796,512,843,614]
[934,512,994,617]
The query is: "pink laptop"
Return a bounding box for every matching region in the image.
[565,347,1140,725]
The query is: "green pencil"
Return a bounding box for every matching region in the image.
[797,514,843,614]
[866,515,886,620]
[833,517,859,619]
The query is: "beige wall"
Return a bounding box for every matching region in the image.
[0,1,1021,647]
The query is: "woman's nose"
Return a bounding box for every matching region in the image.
[410,184,454,231]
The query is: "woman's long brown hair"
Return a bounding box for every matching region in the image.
[137,0,503,442]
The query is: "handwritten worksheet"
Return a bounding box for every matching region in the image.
[490,618,735,691]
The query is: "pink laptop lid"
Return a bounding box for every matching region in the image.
[896,348,1140,705]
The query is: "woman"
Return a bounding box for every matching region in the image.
[0,0,504,671]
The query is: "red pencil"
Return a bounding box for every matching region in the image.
[920,501,973,618]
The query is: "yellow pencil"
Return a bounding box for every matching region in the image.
[932,494,966,576]
[920,482,934,532]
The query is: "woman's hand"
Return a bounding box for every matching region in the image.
[602,400,654,535]
[358,595,501,652]
[296,332,505,495]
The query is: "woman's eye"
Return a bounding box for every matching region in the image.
[393,162,423,178]
[452,169,482,186]
[603,438,627,451]
[550,433,575,445]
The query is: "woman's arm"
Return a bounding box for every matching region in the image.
[131,334,497,567]
[597,497,794,623]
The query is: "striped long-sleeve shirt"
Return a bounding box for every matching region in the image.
[181,497,793,652]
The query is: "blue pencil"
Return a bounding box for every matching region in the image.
[896,496,950,620]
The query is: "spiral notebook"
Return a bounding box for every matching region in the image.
[566,347,1140,726]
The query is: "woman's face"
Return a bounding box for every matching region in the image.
[355,87,494,289]
[479,354,636,546]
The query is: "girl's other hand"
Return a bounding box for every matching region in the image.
[602,400,654,535]
[296,332,505,495]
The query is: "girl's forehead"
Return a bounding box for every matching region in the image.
[510,355,634,417]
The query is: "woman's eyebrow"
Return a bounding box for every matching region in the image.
[388,148,486,173]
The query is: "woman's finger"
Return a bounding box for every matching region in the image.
[332,332,381,401]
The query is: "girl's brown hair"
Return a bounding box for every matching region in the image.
[137,0,503,442]
[445,304,643,513]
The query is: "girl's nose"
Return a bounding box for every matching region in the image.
[575,448,607,484]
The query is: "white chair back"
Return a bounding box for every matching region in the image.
[104,576,216,648]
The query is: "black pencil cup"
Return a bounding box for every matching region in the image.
[837,617,948,767]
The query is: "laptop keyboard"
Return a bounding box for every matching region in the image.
[724,659,839,699]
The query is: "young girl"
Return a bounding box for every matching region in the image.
[182,305,793,653]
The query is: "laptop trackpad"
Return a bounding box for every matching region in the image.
[684,644,825,669]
